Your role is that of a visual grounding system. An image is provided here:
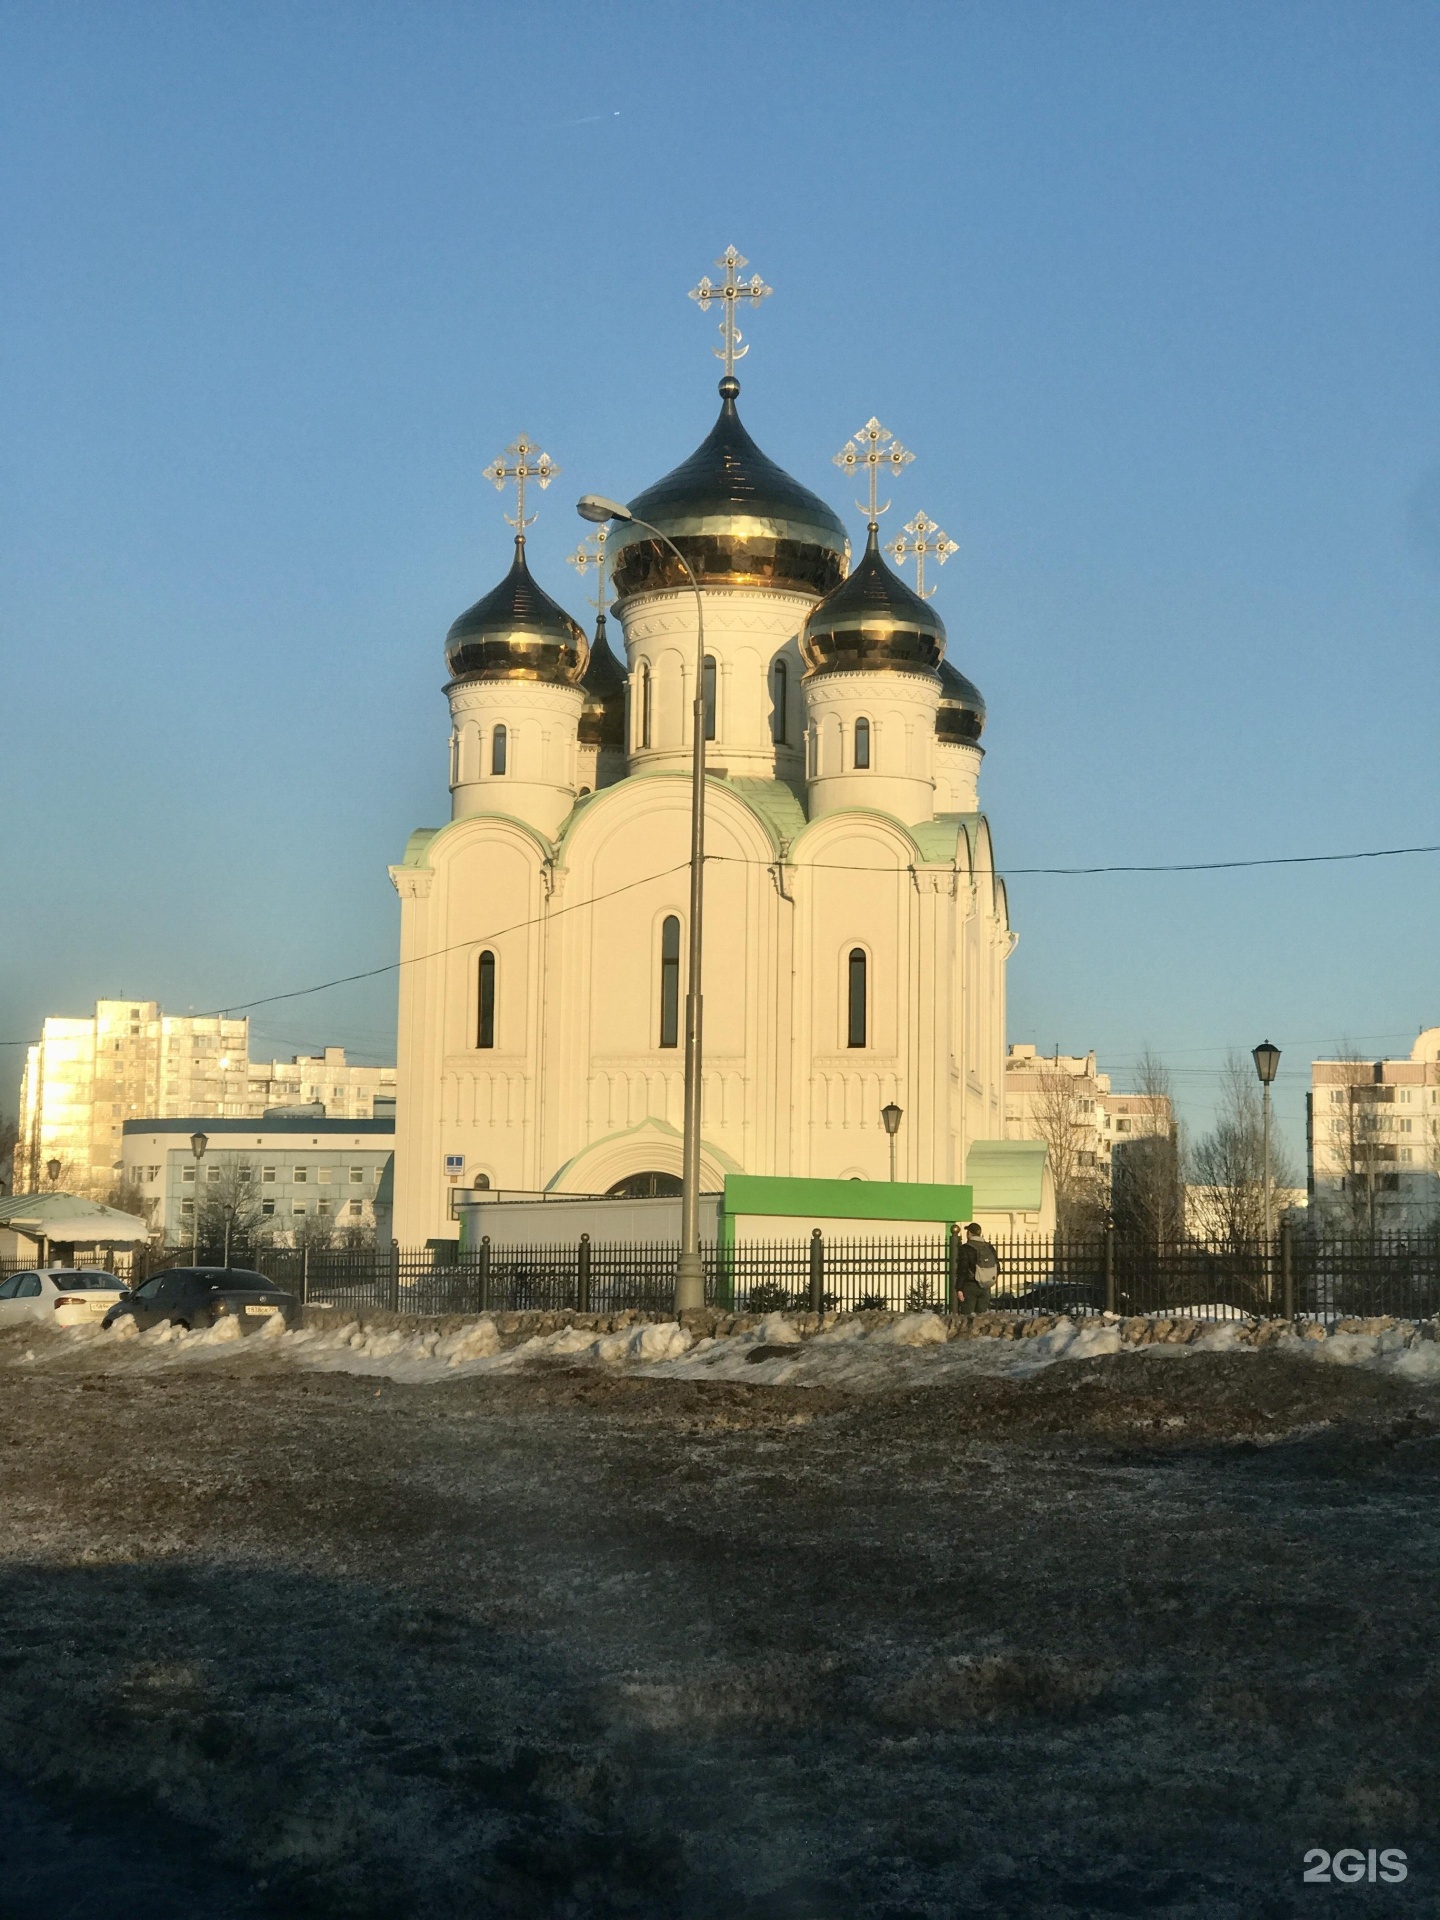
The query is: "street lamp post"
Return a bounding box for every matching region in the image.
[190,1131,208,1263]
[881,1102,903,1182]
[578,493,708,1313]
[1251,1042,1281,1260]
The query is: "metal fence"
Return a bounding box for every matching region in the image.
[8,1225,1439,1326]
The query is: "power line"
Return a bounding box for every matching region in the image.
[2,834,1438,1047]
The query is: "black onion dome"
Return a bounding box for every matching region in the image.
[609,378,848,601]
[936,658,986,744]
[445,537,588,685]
[578,613,626,749]
[799,525,945,678]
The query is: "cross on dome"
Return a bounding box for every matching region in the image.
[886,510,959,600]
[688,245,772,384]
[568,525,611,617]
[481,434,561,539]
[833,418,915,528]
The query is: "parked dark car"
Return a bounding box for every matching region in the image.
[102,1267,298,1334]
[993,1280,1107,1316]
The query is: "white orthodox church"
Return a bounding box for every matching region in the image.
[390,273,1014,1244]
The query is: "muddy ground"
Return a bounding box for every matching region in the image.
[1,1330,1437,1918]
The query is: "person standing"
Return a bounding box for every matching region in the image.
[951,1222,1000,1313]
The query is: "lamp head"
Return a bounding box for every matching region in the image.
[190,1132,208,1159]
[576,494,632,525]
[881,1102,903,1137]
[46,1158,61,1185]
[1252,1041,1281,1086]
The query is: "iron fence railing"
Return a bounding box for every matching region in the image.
[8,1226,1437,1328]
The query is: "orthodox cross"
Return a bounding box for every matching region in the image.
[481,434,560,536]
[886,510,959,599]
[689,246,772,381]
[567,525,611,618]
[832,418,915,526]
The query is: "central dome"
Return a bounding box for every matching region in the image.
[609,378,848,601]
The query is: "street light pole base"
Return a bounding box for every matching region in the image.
[674,1251,705,1315]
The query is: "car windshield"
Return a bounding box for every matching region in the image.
[213,1273,270,1290]
[50,1273,121,1290]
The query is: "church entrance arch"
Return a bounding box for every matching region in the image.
[606,1171,683,1199]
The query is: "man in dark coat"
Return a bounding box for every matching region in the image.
[952,1222,1000,1313]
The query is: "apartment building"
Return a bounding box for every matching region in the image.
[13,999,396,1200]
[1003,1045,1172,1174]
[1309,1028,1440,1228]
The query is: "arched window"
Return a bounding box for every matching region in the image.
[702,656,717,742]
[449,732,459,786]
[477,951,496,1048]
[472,1173,491,1191]
[659,915,681,1048]
[771,658,788,744]
[640,663,652,749]
[853,717,871,769]
[491,725,508,776]
[847,948,867,1048]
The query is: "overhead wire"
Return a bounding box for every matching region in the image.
[1,834,1437,1047]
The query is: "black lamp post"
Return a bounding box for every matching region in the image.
[190,1132,208,1262]
[1251,1041,1280,1249]
[881,1102,903,1182]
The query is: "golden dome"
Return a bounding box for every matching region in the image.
[445,537,588,685]
[800,525,945,678]
[608,378,848,601]
[577,614,626,748]
[937,659,986,743]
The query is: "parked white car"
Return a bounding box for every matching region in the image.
[0,1269,131,1329]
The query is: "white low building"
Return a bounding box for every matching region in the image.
[122,1117,394,1247]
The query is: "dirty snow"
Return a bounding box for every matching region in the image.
[10,1307,1440,1390]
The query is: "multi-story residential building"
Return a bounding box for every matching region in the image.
[121,1117,394,1247]
[1003,1045,1172,1171]
[1003,1044,1175,1229]
[14,1000,396,1200]
[1309,1028,1440,1228]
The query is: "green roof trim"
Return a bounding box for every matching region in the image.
[401,828,442,867]
[965,1139,1047,1210]
[721,777,809,850]
[723,1174,973,1225]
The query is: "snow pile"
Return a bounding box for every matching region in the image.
[6,1304,1440,1392]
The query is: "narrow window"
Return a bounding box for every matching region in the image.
[772,658,788,744]
[660,916,681,1048]
[854,717,871,769]
[477,950,496,1048]
[491,725,507,775]
[702,656,716,741]
[641,663,652,748]
[847,949,867,1048]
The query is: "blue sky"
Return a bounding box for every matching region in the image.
[2,0,1438,1161]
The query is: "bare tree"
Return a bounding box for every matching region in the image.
[1188,1054,1296,1246]
[197,1159,266,1262]
[1111,1049,1184,1242]
[1030,1067,1108,1236]
[0,1111,19,1196]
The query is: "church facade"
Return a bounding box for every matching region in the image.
[390,316,1013,1244]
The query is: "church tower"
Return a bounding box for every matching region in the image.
[390,249,1012,1243]
[443,438,588,840]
